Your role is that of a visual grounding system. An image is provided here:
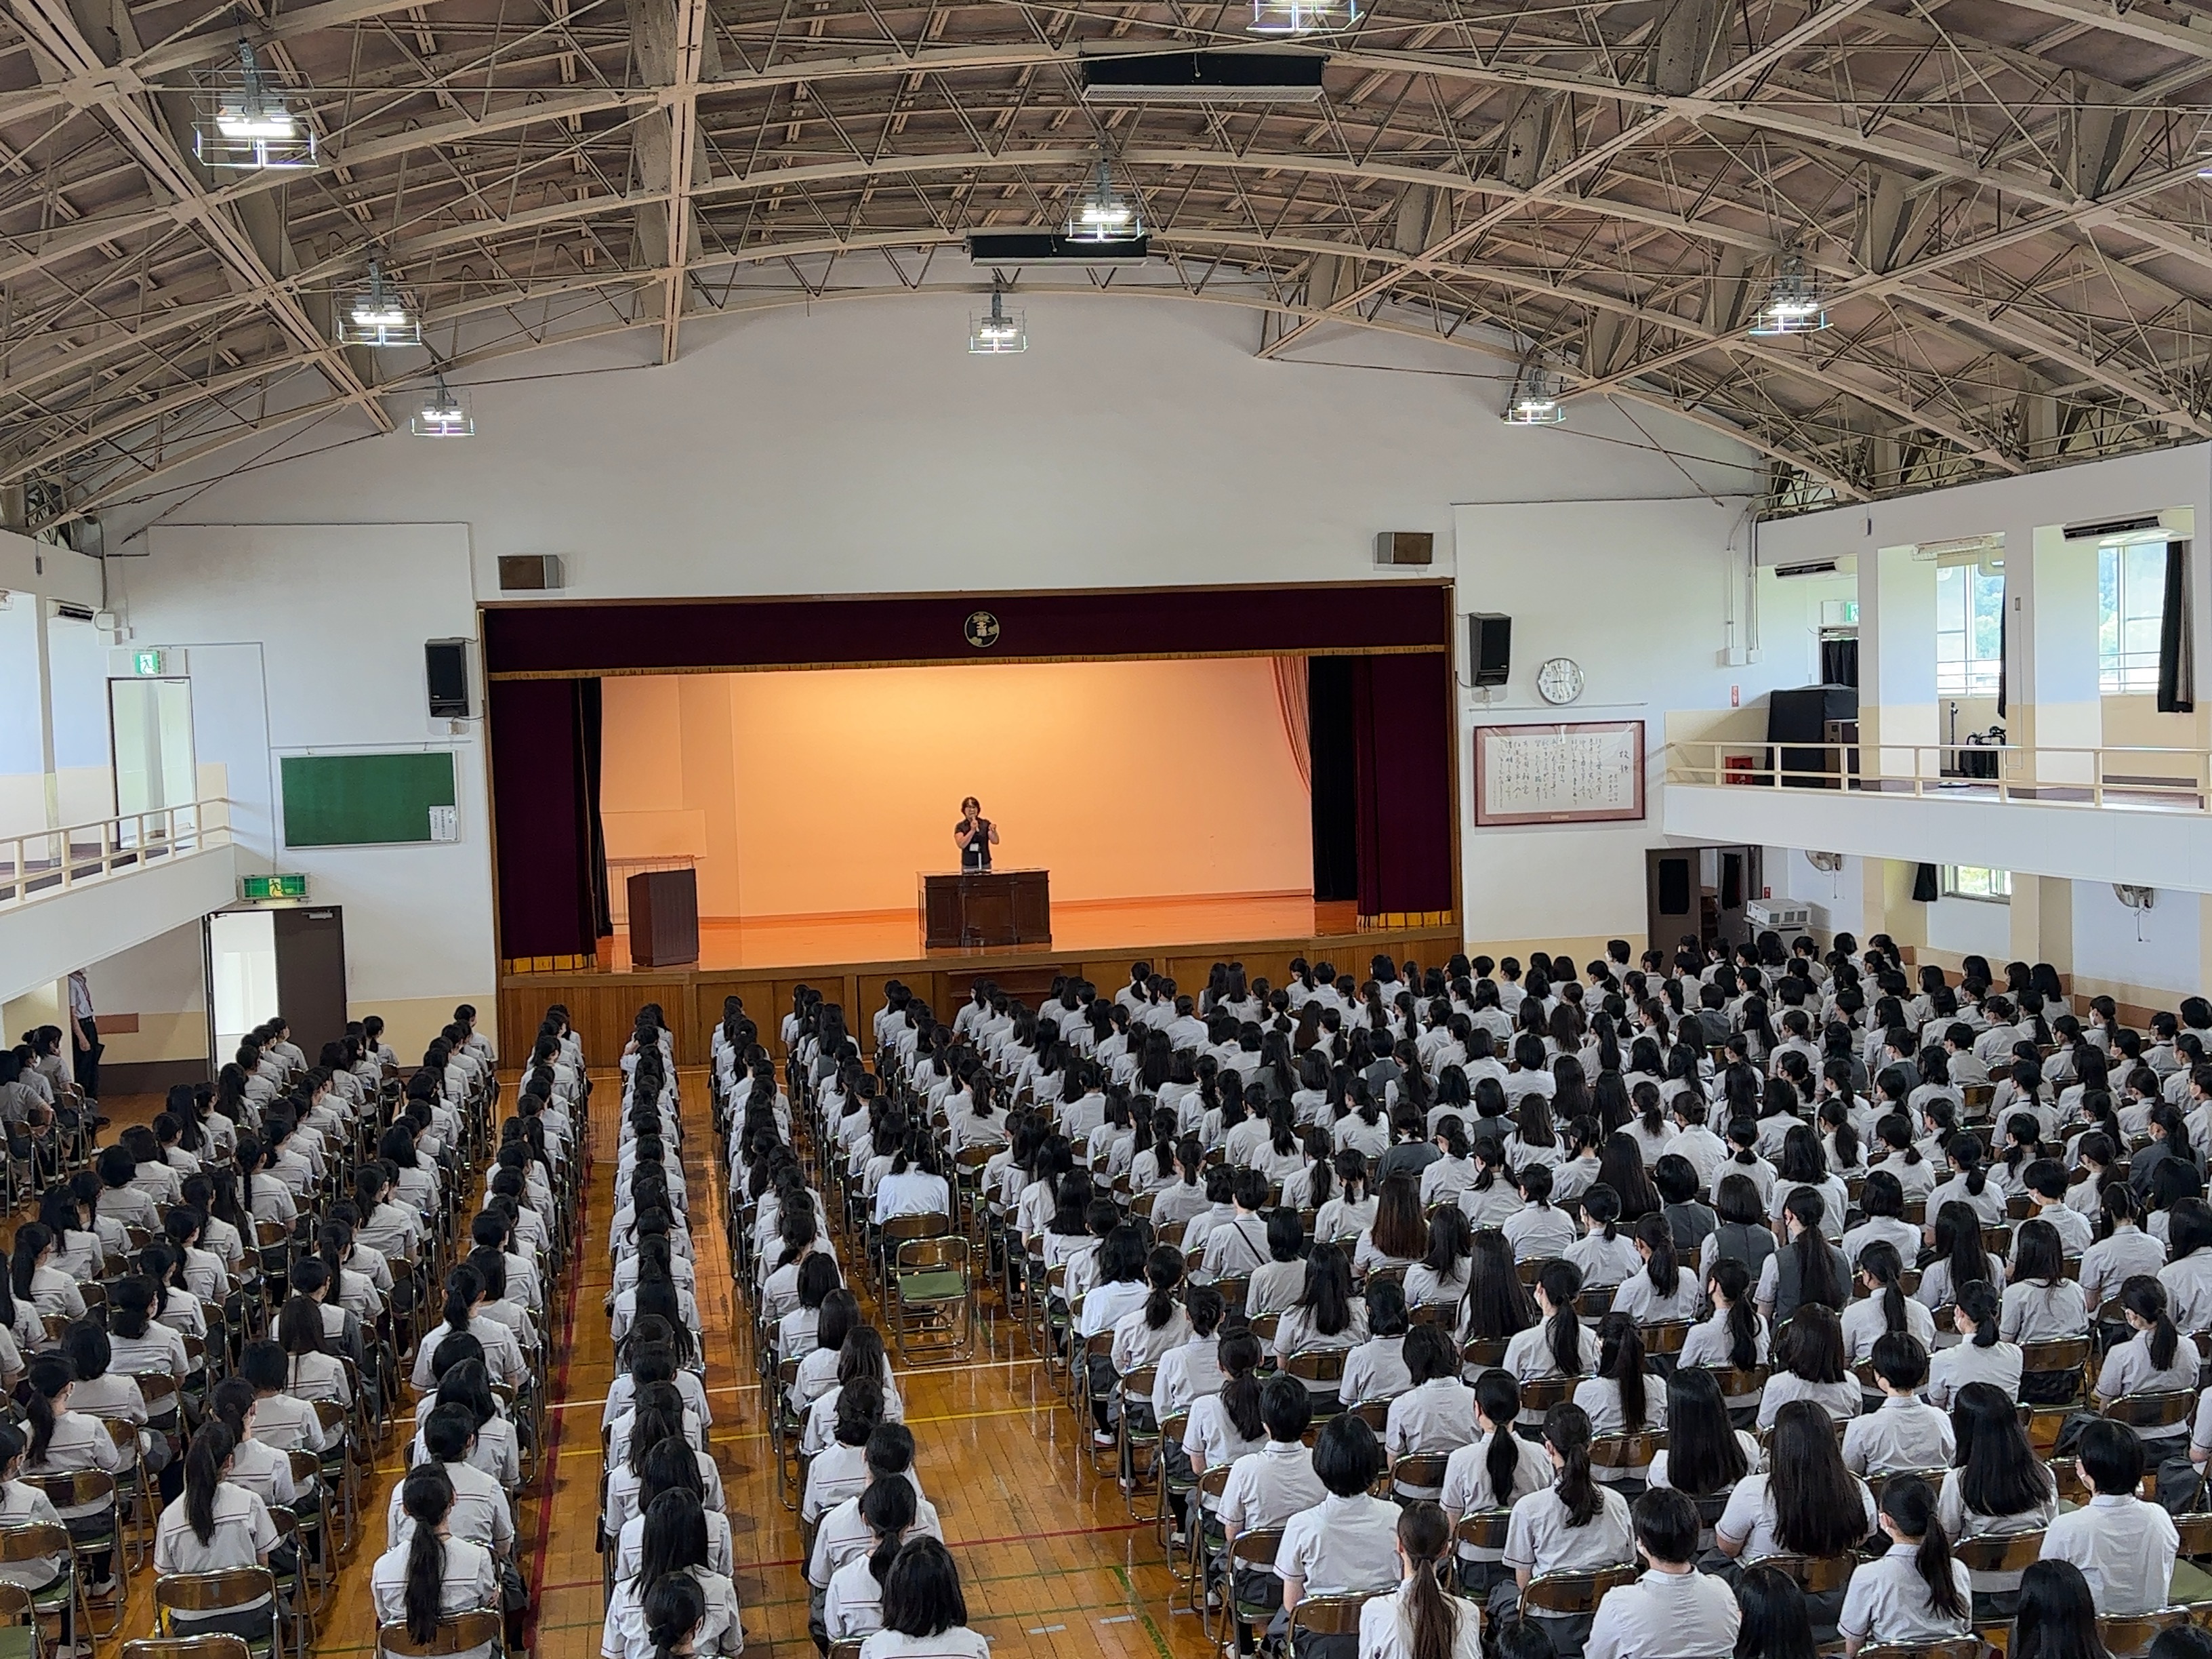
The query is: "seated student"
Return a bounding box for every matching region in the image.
[1179,1329,1267,1510]
[1273,1244,1368,1390]
[1841,1240,1934,1365]
[203,1378,305,1517]
[1405,1207,1475,1311]
[0,1422,71,1643]
[858,1537,989,1659]
[1583,1488,1742,1659]
[1841,1170,1921,1269]
[1503,1261,1597,1385]
[1439,1373,1555,1596]
[92,1145,157,1233]
[1561,1185,1639,1289]
[2095,1276,2202,1467]
[1650,1150,1717,1263]
[1218,1378,1325,1632]
[1755,1188,1852,1326]
[1574,1313,1665,1485]
[1940,1382,2058,1618]
[2160,1200,2212,1334]
[1756,1304,1861,1429]
[1244,1212,1309,1320]
[1340,1280,1413,1408]
[807,1425,938,1605]
[21,1355,128,1592]
[58,1321,165,1489]
[1353,1176,1429,1284]
[2005,1218,2093,1355]
[1384,1325,1478,1463]
[1842,1332,1954,1477]
[1644,1367,1759,1519]
[372,1467,501,1659]
[613,1441,733,1583]
[2020,1159,2095,1259]
[1494,1403,1635,1654]
[1457,1139,1521,1235]
[823,1478,916,1645]
[2040,1419,2181,1616]
[390,1404,516,1564]
[238,1339,333,1454]
[1500,1164,1576,1263]
[1610,1212,1700,1326]
[152,1422,279,1644]
[1838,1475,1972,1659]
[1717,1401,1877,1635]
[1356,1500,1485,1659]
[1274,1414,1402,1657]
[11,1223,83,1321]
[1151,1282,1229,1427]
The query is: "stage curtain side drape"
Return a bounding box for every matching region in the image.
[1350,653,1454,919]
[2159,540,2196,714]
[1273,657,1312,790]
[490,677,606,960]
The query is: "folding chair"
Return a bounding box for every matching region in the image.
[374,1609,502,1659]
[1221,1527,1286,1654]
[890,1236,974,1363]
[150,1570,279,1659]
[2099,1609,2190,1659]
[1287,1592,1374,1648]
[0,1523,77,1659]
[1522,1563,1637,1617]
[120,1634,252,1659]
[25,1473,123,1639]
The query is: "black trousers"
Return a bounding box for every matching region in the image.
[75,1021,100,1104]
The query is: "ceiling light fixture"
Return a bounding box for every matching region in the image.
[195,39,317,171]
[1503,365,1566,426]
[1248,0,1358,35]
[1066,159,1141,242]
[411,376,473,438]
[338,258,420,348]
[968,287,1027,354]
[1749,250,1828,335]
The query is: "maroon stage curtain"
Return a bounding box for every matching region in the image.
[489,678,604,959]
[1351,653,1453,917]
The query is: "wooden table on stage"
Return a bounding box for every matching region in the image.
[628,867,700,966]
[920,869,1051,949]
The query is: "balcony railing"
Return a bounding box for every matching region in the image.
[1666,742,2209,811]
[0,800,234,907]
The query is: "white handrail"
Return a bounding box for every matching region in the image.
[1664,740,2210,811]
[0,798,235,908]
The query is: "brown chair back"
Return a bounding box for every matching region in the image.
[1455,1509,1511,1552]
[1748,1552,1858,1594]
[1287,1594,1372,1639]
[1521,1564,1637,1615]
[376,1611,505,1657]
[1284,1350,1346,1386]
[0,1521,68,1565]
[2103,1390,2196,1431]
[1517,1376,1576,1412]
[1389,1453,1450,1491]
[2098,1609,2188,1659]
[1952,1530,2045,1573]
[1639,1321,1693,1355]
[154,1567,279,1622]
[1856,1640,1988,1659]
[1588,1432,1665,1471]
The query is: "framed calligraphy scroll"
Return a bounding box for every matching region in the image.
[1473,720,1646,825]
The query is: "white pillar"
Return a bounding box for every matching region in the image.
[2010,524,2101,789]
[1858,544,1938,781]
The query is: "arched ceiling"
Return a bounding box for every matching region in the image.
[6,0,2212,527]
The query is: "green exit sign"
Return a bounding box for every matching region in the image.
[131,649,172,676]
[239,874,308,901]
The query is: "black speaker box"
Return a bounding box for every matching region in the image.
[1468,613,1511,687]
[426,640,472,719]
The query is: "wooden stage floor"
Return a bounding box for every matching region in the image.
[598,893,1356,973]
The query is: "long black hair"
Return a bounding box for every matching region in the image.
[1542,1401,1599,1527]
[1473,1371,1524,1507]
[1706,1258,1759,1371]
[1880,1475,1965,1622]
[182,1420,235,1544]
[2122,1274,2181,1370]
[1661,1367,1746,1495]
[400,1464,456,1642]
[1536,1260,1585,1377]
[1952,1381,2054,1521]
[1592,1313,1647,1430]
[1784,1188,1845,1310]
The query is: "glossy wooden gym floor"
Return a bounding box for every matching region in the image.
[96,1068,1210,1659]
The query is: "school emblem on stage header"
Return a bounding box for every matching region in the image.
[964,611,1000,649]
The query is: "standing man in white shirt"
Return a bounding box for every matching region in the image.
[66,969,104,1123]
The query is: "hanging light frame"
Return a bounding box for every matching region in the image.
[338,257,421,348]
[1504,364,1566,426]
[1247,0,1359,34]
[194,39,318,171]
[1749,250,1829,335]
[968,287,1027,354]
[411,376,474,438]
[1065,159,1142,242]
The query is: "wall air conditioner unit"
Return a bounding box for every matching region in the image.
[2065,515,2163,542]
[1746,901,1811,930]
[1774,560,1840,579]
[1910,535,2003,565]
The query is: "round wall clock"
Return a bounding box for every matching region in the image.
[1536,656,1585,705]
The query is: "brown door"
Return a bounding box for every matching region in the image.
[272,907,348,1062]
[1646,850,1696,962]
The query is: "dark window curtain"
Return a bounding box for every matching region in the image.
[1819,636,1859,687]
[489,678,598,960]
[2159,540,2195,714]
[1351,651,1454,917]
[1912,862,1941,903]
[577,678,612,939]
[1307,657,1358,902]
[1996,573,2008,720]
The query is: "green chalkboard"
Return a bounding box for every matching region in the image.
[279,752,457,847]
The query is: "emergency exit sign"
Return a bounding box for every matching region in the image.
[239,874,308,901]
[130,649,166,675]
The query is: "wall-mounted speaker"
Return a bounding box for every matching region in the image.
[1468,613,1511,687]
[1374,531,1434,567]
[426,639,472,719]
[497,554,565,591]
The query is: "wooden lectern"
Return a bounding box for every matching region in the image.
[920,869,1050,949]
[628,868,700,966]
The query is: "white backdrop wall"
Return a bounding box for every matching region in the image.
[96,293,1763,1012]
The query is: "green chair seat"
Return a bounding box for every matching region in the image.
[898,1271,966,1301]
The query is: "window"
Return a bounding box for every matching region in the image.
[1935,564,2005,697]
[2099,540,2167,693]
[1941,865,2011,902]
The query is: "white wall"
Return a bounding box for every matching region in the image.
[2073,879,2203,1002]
[1453,499,1855,954]
[96,293,1759,987]
[105,525,494,1059]
[1776,848,1866,941]
[1925,892,2011,959]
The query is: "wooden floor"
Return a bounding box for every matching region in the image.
[80,1062,1216,1659]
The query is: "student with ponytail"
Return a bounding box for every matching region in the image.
[1755,1187,1850,1325]
[1584,1488,1742,1659]
[2083,1183,2168,1317]
[21,1353,125,1591]
[1611,1211,1698,1324]
[1679,1258,1767,1391]
[606,1490,742,1659]
[1837,1475,1970,1658]
[2095,1275,2201,1460]
[824,1477,917,1643]
[413,1265,525,1391]
[1926,1132,2007,1235]
[859,1538,989,1659]
[1503,1260,1595,1384]
[1717,1400,1877,1630]
[638,1575,706,1659]
[152,1421,279,1641]
[1925,1279,2023,1410]
[1576,1313,1663,1480]
[1356,1500,1484,1659]
[1496,1402,1633,1642]
[1841,1240,1934,1363]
